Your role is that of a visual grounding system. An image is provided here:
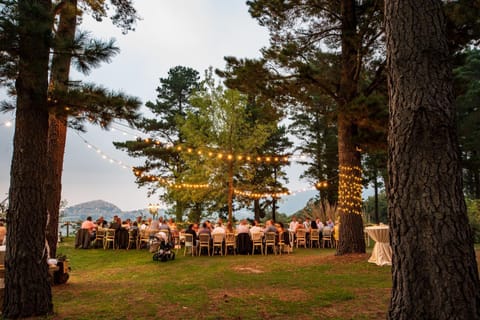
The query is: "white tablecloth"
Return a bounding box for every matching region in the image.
[365,226,392,266]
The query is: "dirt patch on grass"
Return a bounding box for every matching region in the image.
[232,266,264,273]
[279,252,370,266]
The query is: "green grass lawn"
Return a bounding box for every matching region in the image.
[50,238,392,320]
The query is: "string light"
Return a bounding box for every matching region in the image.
[1,119,14,128]
[338,165,363,215]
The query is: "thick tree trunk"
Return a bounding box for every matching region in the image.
[337,114,365,254]
[336,0,365,255]
[385,1,480,318]
[4,0,53,317]
[46,0,77,258]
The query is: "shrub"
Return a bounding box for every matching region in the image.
[466,198,480,243]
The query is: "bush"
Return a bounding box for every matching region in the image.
[466,198,480,243]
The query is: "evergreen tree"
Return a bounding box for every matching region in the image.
[180,73,274,223]
[454,49,480,199]
[247,0,388,254]
[114,66,201,222]
[3,0,53,316]
[217,59,292,222]
[385,0,480,317]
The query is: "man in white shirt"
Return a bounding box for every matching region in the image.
[249,220,263,236]
[289,216,298,233]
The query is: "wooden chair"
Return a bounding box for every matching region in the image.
[197,233,211,256]
[137,229,150,250]
[322,227,333,248]
[212,233,224,256]
[103,229,116,250]
[93,228,105,248]
[278,232,291,255]
[183,233,195,256]
[264,232,277,255]
[296,229,307,248]
[251,232,263,255]
[224,232,236,255]
[127,229,137,250]
[310,229,320,248]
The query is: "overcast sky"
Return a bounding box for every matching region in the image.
[0,1,319,211]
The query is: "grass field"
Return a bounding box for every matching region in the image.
[48,238,393,320]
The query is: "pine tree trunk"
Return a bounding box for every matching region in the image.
[385,1,480,318]
[335,0,365,255]
[337,114,365,254]
[46,0,78,258]
[3,0,53,317]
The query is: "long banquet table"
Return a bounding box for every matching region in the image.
[364,225,392,266]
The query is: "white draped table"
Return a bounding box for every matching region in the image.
[364,225,392,266]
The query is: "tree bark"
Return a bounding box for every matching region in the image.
[336,0,366,255]
[46,0,77,258]
[385,0,480,318]
[4,0,53,317]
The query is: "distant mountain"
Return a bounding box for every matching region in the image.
[63,191,316,223]
[277,190,317,214]
[63,200,153,222]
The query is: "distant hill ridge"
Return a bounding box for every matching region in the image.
[62,191,316,222]
[63,199,151,222]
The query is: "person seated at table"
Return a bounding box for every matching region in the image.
[185,224,198,247]
[0,221,6,244]
[149,217,160,231]
[167,218,178,233]
[121,219,130,230]
[303,217,312,233]
[315,218,324,232]
[109,216,121,231]
[198,222,211,237]
[295,218,305,233]
[192,223,199,235]
[326,218,334,229]
[212,221,226,237]
[95,216,107,229]
[276,222,290,245]
[140,219,148,230]
[205,220,214,232]
[225,221,234,234]
[236,220,251,254]
[264,219,278,234]
[236,219,250,234]
[249,220,263,236]
[81,216,97,241]
[310,219,318,230]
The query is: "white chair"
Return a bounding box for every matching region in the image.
[264,232,277,255]
[224,233,236,255]
[183,233,195,256]
[251,232,263,255]
[212,233,224,256]
[197,233,211,256]
[296,229,307,248]
[322,227,333,248]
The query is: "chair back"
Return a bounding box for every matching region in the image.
[183,233,195,256]
[212,233,224,244]
[198,233,211,256]
[103,229,116,250]
[296,228,307,248]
